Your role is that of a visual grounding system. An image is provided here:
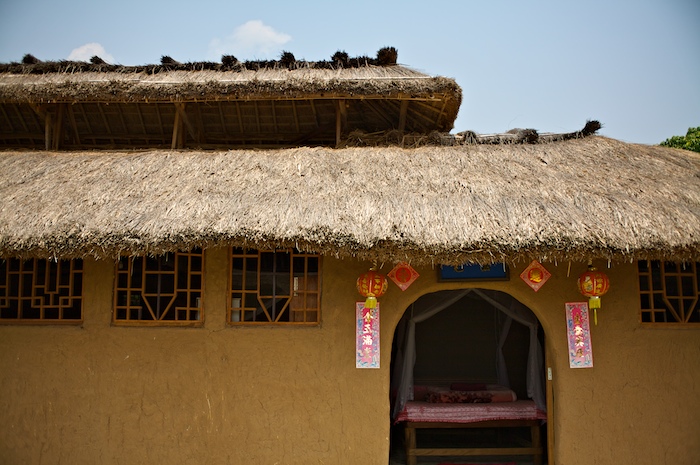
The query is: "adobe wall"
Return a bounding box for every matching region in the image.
[1,251,699,464]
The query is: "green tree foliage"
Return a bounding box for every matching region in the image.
[660,127,700,153]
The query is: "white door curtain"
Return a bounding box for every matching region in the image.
[391,289,546,420]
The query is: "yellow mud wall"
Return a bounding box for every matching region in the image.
[1,252,699,464]
[396,260,700,465]
[533,261,700,465]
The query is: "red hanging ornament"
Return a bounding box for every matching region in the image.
[357,269,388,309]
[388,262,419,291]
[577,263,610,325]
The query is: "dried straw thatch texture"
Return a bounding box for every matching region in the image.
[1,136,699,265]
[0,66,460,103]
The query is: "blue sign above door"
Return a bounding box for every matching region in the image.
[439,263,509,281]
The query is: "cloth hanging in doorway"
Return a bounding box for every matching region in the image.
[391,289,546,420]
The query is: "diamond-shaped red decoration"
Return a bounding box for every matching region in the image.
[388,262,419,291]
[520,260,551,292]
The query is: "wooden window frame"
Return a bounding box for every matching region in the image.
[0,258,83,324]
[113,249,204,326]
[228,248,321,325]
[638,260,700,327]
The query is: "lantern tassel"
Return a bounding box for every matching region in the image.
[365,296,378,309]
[589,296,601,325]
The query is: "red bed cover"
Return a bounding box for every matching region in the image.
[396,400,546,424]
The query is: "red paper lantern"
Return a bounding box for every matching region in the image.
[357,270,388,309]
[577,264,610,325]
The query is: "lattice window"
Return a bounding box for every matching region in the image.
[0,258,82,323]
[114,249,203,325]
[638,260,700,325]
[229,248,320,324]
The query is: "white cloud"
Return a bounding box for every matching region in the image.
[67,43,115,63]
[208,20,291,60]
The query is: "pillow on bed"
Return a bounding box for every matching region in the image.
[426,389,495,403]
[412,385,445,402]
[426,385,518,403]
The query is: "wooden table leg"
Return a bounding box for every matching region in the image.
[532,424,542,465]
[405,424,417,465]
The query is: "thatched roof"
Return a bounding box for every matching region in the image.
[0,61,461,149]
[0,65,459,104]
[1,136,698,265]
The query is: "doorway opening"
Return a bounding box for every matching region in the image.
[389,289,548,465]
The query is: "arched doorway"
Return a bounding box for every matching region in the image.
[389,289,548,465]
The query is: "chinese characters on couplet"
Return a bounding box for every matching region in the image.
[566,302,593,368]
[356,302,380,368]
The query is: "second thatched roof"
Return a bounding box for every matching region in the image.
[0,62,462,149]
[0,65,460,104]
[1,136,699,265]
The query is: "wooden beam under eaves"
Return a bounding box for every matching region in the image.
[398,100,409,133]
[171,107,183,149]
[173,102,200,147]
[42,105,64,150]
[44,112,51,151]
[335,99,347,147]
[193,104,206,145]
[52,104,63,150]
[27,103,53,150]
[96,104,113,146]
[66,104,81,146]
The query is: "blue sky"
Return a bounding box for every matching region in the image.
[1,0,698,144]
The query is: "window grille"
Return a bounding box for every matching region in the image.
[0,258,82,323]
[638,260,700,325]
[114,249,203,325]
[229,248,320,324]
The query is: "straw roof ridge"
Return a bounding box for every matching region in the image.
[343,120,602,147]
[0,47,400,75]
[458,120,603,145]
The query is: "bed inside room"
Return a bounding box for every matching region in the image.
[389,289,547,465]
